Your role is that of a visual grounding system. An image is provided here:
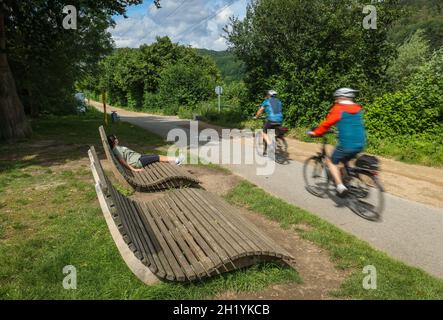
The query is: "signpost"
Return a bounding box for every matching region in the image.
[101,91,108,127]
[215,86,223,112]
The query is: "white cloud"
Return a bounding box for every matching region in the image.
[110,0,249,50]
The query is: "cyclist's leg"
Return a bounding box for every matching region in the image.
[329,147,362,194]
[262,122,272,146]
[328,147,350,195]
[326,156,342,186]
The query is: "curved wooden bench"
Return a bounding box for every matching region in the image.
[98,125,200,192]
[88,146,295,282]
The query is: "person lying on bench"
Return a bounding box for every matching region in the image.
[107,134,185,173]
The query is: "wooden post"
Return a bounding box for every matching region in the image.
[101,91,108,127]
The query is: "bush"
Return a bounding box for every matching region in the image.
[365,49,443,139]
[367,131,443,166]
[177,106,194,119]
[158,62,217,106]
[386,29,430,91]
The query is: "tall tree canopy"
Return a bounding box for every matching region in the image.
[0,0,142,141]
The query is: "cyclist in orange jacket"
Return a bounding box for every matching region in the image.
[308,88,367,197]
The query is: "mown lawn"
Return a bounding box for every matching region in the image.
[0,109,299,299]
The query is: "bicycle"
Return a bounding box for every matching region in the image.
[254,118,289,164]
[302,131,384,221]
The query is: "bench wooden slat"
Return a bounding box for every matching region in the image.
[185,189,264,256]
[190,189,272,255]
[167,191,238,265]
[162,195,221,272]
[141,202,191,281]
[203,190,289,258]
[136,202,181,281]
[115,192,159,268]
[181,189,256,258]
[154,199,208,278]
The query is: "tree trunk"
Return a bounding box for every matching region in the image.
[0,5,32,141]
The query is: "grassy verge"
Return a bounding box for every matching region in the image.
[225,181,443,299]
[0,108,300,299]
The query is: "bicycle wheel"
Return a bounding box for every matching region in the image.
[346,172,384,221]
[277,136,288,152]
[303,156,330,198]
[255,131,267,157]
[275,137,289,164]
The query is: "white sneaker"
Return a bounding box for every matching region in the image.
[336,184,349,197]
[175,154,185,166]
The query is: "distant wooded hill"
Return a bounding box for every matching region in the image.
[391,0,443,49]
[196,49,245,83]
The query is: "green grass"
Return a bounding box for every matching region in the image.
[0,108,300,299]
[225,181,443,299]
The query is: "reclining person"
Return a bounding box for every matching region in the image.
[107,134,185,173]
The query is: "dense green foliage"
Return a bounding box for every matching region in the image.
[197,49,246,83]
[386,29,431,90]
[6,0,141,116]
[365,49,443,138]
[83,37,220,114]
[390,0,443,50]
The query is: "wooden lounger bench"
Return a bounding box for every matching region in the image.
[98,125,200,192]
[88,146,294,283]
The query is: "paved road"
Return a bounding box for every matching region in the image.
[95,103,443,279]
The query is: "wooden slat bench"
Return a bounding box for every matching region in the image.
[88,146,295,283]
[98,125,200,192]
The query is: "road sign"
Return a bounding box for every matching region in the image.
[215,86,223,112]
[215,86,223,95]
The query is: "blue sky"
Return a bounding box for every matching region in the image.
[110,0,250,51]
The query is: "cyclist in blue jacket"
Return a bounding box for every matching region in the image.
[255,90,284,153]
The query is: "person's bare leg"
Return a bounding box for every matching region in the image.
[326,157,342,186]
[262,132,271,145]
[159,155,176,163]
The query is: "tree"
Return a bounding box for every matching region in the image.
[0,0,142,141]
[387,29,430,90]
[365,48,443,138]
[224,0,403,126]
[158,61,218,107]
[0,1,32,140]
[83,36,220,112]
[390,0,443,50]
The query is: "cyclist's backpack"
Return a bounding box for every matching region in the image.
[356,154,379,171]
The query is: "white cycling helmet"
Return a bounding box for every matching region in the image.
[334,88,359,98]
[267,90,278,97]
